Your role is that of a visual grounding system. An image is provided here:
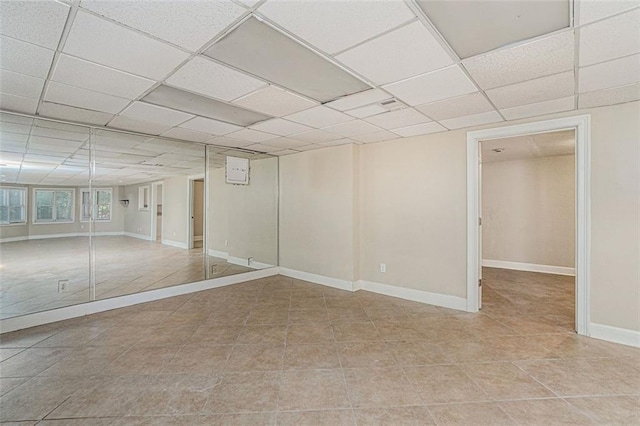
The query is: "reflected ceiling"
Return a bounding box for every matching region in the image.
[0,0,638,156]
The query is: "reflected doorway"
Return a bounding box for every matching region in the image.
[189,178,204,249]
[152,182,163,243]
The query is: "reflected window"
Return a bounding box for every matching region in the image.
[34,188,75,223]
[0,187,26,225]
[81,188,112,221]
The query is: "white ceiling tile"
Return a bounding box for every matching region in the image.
[233,85,317,117]
[160,127,212,143]
[51,54,155,99]
[317,139,353,147]
[31,127,89,142]
[44,81,131,114]
[243,143,281,153]
[108,116,171,135]
[336,21,453,85]
[0,0,69,49]
[0,93,38,114]
[579,54,640,93]
[383,65,478,106]
[289,129,341,143]
[261,137,309,149]
[271,149,299,156]
[284,106,353,128]
[579,8,640,66]
[250,118,312,136]
[293,144,323,151]
[226,128,278,143]
[578,82,640,108]
[166,57,266,102]
[351,130,399,143]
[0,122,31,135]
[0,36,55,79]
[80,0,246,51]
[391,121,447,137]
[577,0,640,25]
[257,0,415,54]
[323,120,381,138]
[500,96,576,120]
[39,102,114,126]
[345,104,388,118]
[236,0,261,7]
[486,71,575,109]
[63,11,190,80]
[180,116,242,135]
[416,92,495,121]
[326,89,391,111]
[439,111,504,130]
[463,31,574,90]
[120,102,194,127]
[0,112,33,125]
[206,136,254,148]
[364,108,430,130]
[0,69,45,99]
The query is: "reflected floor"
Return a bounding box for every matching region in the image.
[0,236,251,319]
[0,270,638,424]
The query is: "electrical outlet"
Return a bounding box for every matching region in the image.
[58,279,69,293]
[380,263,386,273]
[225,240,228,247]
[248,257,253,266]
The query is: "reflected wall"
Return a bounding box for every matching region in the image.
[0,111,279,320]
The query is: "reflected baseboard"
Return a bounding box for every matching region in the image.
[123,231,152,241]
[1,231,125,244]
[207,250,273,270]
[0,267,279,334]
[208,249,229,259]
[162,239,188,249]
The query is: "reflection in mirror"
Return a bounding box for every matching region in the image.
[0,112,91,319]
[206,146,278,279]
[92,129,207,299]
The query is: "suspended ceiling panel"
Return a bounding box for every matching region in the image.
[416,0,570,59]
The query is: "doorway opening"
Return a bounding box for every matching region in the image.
[152,182,163,243]
[467,115,591,336]
[478,129,576,333]
[189,178,204,249]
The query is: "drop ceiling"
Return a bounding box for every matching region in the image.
[482,129,576,163]
[0,0,638,160]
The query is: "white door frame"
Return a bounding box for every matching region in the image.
[466,115,591,336]
[151,181,163,242]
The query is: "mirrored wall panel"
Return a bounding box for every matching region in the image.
[92,129,207,300]
[0,111,279,320]
[0,112,92,318]
[206,146,278,279]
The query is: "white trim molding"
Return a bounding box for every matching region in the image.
[208,249,229,259]
[123,231,153,241]
[0,267,279,334]
[356,280,467,311]
[482,259,575,276]
[227,256,274,270]
[279,267,354,292]
[1,231,125,243]
[590,323,640,348]
[162,239,188,249]
[467,114,591,336]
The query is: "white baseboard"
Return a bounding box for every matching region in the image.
[482,259,575,276]
[194,236,203,241]
[279,267,354,292]
[0,267,279,334]
[208,249,229,259]
[356,280,467,311]
[590,322,640,348]
[162,239,188,249]
[1,231,126,243]
[227,256,274,270]
[123,232,152,241]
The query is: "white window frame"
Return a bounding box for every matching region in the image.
[80,188,113,222]
[33,188,75,224]
[0,186,27,226]
[138,185,150,211]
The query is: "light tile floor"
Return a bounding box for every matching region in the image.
[0,236,251,319]
[0,269,638,424]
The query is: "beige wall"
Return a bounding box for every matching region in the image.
[123,183,153,237]
[482,155,575,268]
[279,144,357,281]
[162,175,189,245]
[208,157,278,266]
[279,101,639,332]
